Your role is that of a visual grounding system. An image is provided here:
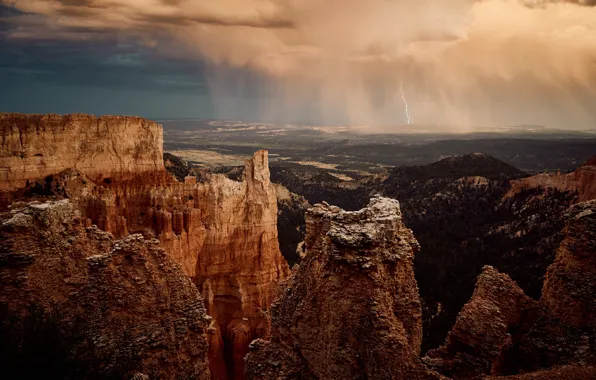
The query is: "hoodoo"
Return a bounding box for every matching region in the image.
[245,196,440,380]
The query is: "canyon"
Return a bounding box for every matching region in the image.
[271,153,596,352]
[0,114,288,380]
[1,112,594,379]
[425,199,596,378]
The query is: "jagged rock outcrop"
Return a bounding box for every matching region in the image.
[0,113,164,190]
[0,200,210,379]
[189,151,290,380]
[245,196,441,380]
[426,200,596,379]
[424,267,537,378]
[505,156,596,202]
[89,150,289,380]
[1,143,289,380]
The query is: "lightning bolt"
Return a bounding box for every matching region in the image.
[400,78,413,125]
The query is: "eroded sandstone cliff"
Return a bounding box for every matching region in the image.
[505,156,596,202]
[245,196,441,380]
[0,199,210,379]
[0,114,290,379]
[0,113,164,190]
[1,138,289,379]
[84,150,289,380]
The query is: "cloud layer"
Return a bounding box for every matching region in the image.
[3,0,596,129]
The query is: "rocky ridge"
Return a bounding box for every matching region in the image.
[0,200,210,379]
[44,151,289,380]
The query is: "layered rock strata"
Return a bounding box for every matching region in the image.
[0,113,164,190]
[1,143,289,380]
[505,156,596,202]
[426,200,596,378]
[85,150,288,380]
[0,200,210,379]
[1,114,290,380]
[245,196,441,380]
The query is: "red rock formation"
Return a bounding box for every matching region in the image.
[505,156,596,202]
[0,113,290,380]
[245,196,441,380]
[2,148,288,380]
[0,113,164,190]
[0,199,210,379]
[93,151,289,379]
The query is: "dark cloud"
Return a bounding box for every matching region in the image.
[2,1,596,128]
[0,3,210,106]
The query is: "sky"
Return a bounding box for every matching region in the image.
[1,0,596,131]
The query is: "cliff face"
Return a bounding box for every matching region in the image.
[188,151,290,380]
[245,196,440,380]
[426,200,596,378]
[0,113,164,190]
[0,113,289,380]
[3,148,289,380]
[505,156,596,202]
[0,200,210,379]
[89,151,288,380]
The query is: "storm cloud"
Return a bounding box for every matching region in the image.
[2,0,596,129]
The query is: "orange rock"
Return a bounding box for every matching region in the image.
[505,156,596,202]
[0,113,164,190]
[0,200,211,379]
[75,150,289,379]
[0,113,289,380]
